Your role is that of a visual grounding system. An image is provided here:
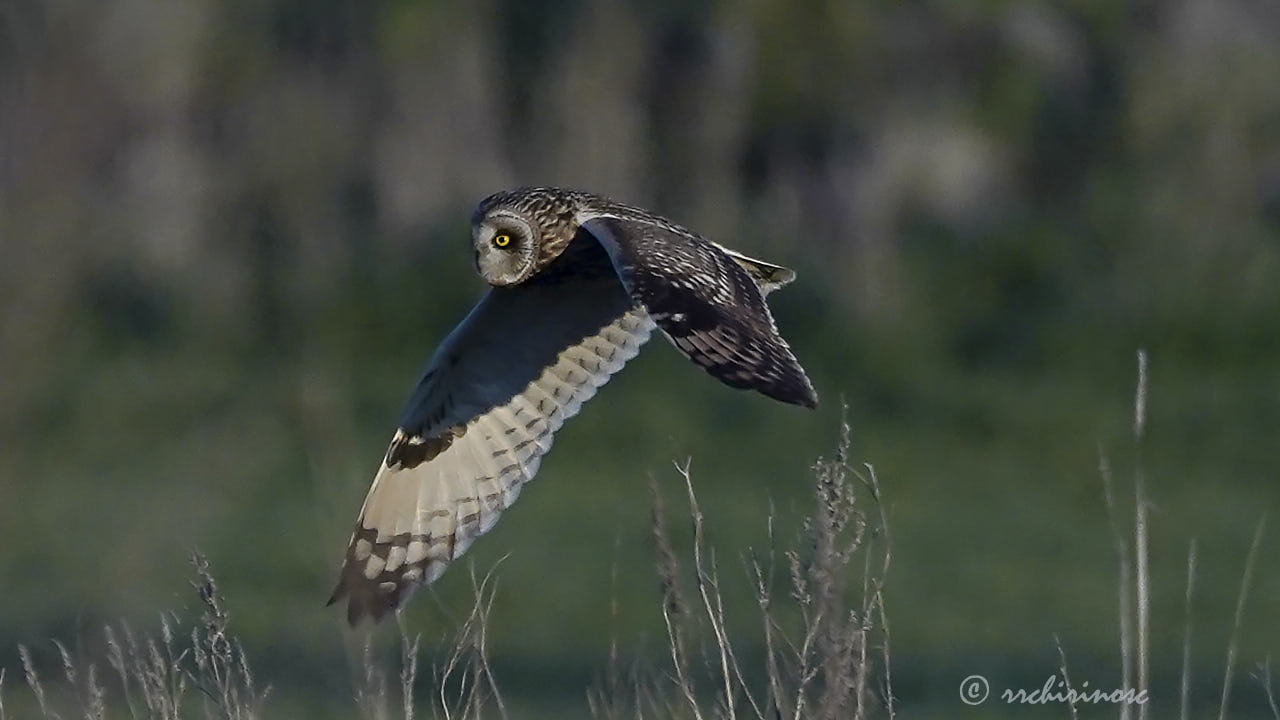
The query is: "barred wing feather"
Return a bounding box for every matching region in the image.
[329,280,654,624]
[578,214,817,409]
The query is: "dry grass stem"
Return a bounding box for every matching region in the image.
[395,614,419,720]
[1133,349,1148,440]
[1249,655,1280,717]
[356,564,508,720]
[189,552,269,720]
[1218,515,1267,720]
[677,458,762,720]
[1133,468,1150,720]
[19,645,52,718]
[861,462,894,720]
[1053,635,1079,720]
[641,413,891,720]
[1180,538,1198,720]
[356,638,389,720]
[1099,450,1134,720]
[647,472,698,718]
[1252,658,1280,720]
[9,553,268,720]
[49,638,106,720]
[1133,349,1151,720]
[425,563,509,720]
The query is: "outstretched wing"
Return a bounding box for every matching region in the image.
[579,214,817,409]
[329,272,653,624]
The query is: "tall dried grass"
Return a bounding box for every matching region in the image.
[1,421,892,719]
[586,416,893,720]
[1088,351,1273,720]
[7,551,267,720]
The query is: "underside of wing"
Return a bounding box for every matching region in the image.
[579,215,817,409]
[330,257,654,624]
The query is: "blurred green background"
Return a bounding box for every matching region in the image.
[2,0,1279,717]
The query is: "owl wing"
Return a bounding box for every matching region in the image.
[579,214,818,408]
[329,276,654,624]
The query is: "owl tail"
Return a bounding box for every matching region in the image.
[719,248,797,295]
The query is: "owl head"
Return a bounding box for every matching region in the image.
[471,207,540,286]
[470,188,587,286]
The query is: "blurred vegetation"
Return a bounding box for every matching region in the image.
[2,0,1279,717]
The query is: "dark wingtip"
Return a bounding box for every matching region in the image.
[754,368,818,409]
[774,384,819,409]
[801,379,819,409]
[330,576,401,627]
[327,573,349,607]
[328,575,373,627]
[329,585,365,628]
[773,361,818,409]
[343,588,375,627]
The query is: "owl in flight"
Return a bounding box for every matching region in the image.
[329,187,817,624]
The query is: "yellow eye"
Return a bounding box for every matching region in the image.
[493,233,512,248]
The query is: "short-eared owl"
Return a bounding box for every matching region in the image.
[329,187,817,624]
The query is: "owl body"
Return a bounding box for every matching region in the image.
[329,187,816,624]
